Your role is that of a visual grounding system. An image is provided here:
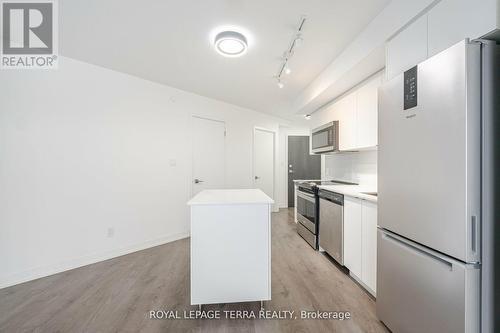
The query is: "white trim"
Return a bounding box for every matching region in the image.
[191,115,225,124]
[190,115,226,198]
[0,231,189,289]
[280,131,291,209]
[253,127,278,212]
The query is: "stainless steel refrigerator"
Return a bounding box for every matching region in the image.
[377,39,499,333]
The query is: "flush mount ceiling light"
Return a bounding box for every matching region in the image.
[214,31,248,57]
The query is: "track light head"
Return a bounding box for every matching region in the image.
[294,34,303,47]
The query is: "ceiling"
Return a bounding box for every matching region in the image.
[60,0,390,119]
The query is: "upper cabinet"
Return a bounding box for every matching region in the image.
[312,71,383,153]
[386,15,428,81]
[428,0,499,57]
[386,0,499,80]
[356,74,382,149]
[333,93,357,151]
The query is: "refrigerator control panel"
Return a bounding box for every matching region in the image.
[404,66,418,110]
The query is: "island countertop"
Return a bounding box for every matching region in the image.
[187,189,274,206]
[188,188,273,306]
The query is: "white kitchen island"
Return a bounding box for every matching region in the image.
[187,189,274,308]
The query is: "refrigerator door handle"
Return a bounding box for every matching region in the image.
[470,215,480,254]
[383,231,453,270]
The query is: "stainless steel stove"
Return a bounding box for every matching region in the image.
[296,180,356,249]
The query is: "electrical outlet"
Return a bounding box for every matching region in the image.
[107,227,114,238]
[169,159,177,167]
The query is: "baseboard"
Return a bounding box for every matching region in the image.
[0,231,190,289]
[349,272,376,298]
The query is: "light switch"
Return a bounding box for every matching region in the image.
[169,159,177,167]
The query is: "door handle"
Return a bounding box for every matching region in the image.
[255,176,260,180]
[194,179,204,184]
[383,231,453,270]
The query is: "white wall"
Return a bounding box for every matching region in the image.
[0,57,292,288]
[322,151,377,188]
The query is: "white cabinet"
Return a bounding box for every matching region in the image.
[428,0,498,57]
[356,74,382,149]
[188,189,273,305]
[344,196,362,278]
[311,72,381,152]
[343,196,378,294]
[386,0,500,80]
[361,200,377,292]
[386,14,428,80]
[333,93,357,151]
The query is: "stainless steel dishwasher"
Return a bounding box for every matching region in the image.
[318,190,344,265]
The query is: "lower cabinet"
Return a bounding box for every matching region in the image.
[344,197,362,277]
[343,196,378,294]
[361,200,377,292]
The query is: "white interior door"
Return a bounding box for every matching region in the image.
[192,116,225,196]
[253,129,274,200]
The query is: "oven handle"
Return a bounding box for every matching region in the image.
[297,191,316,202]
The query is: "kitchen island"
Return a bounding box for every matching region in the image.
[187,189,274,308]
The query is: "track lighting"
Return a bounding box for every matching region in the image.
[274,16,306,88]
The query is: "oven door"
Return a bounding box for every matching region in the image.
[296,190,317,234]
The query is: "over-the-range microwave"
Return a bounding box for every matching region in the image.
[311,121,339,154]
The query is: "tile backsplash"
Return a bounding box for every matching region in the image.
[322,150,377,188]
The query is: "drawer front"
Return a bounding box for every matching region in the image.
[297,221,317,249]
[377,229,480,333]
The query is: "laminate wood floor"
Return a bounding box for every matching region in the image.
[0,209,388,333]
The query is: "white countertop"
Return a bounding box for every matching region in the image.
[292,179,324,183]
[187,189,274,206]
[317,185,378,203]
